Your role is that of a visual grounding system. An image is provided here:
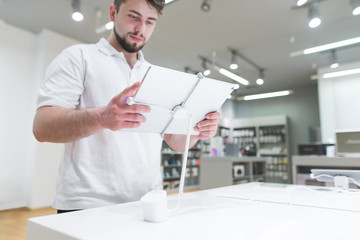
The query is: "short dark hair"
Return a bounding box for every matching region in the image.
[114,0,165,15]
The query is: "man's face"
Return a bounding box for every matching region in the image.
[112,0,158,53]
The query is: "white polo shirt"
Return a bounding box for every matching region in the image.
[37,38,163,210]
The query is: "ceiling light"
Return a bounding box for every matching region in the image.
[218,67,249,86]
[200,55,249,86]
[201,59,211,76]
[164,0,177,4]
[290,36,360,57]
[330,63,339,69]
[305,37,360,54]
[297,0,308,7]
[256,78,264,85]
[322,68,360,79]
[106,22,114,30]
[329,50,339,69]
[227,48,264,86]
[237,90,293,101]
[229,50,238,70]
[201,0,213,12]
[95,21,114,34]
[72,0,84,22]
[308,3,321,28]
[203,69,211,76]
[229,63,238,70]
[351,0,360,15]
[256,69,265,85]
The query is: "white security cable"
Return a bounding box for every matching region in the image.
[287,174,360,205]
[311,173,360,192]
[169,114,193,214]
[170,195,264,217]
[286,185,329,205]
[127,96,194,215]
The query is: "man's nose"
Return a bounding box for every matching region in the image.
[134,20,146,33]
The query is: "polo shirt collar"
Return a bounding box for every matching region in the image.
[97,38,145,62]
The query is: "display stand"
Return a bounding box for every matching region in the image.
[122,65,234,221]
[122,65,235,135]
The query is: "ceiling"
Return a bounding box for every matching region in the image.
[1,0,360,97]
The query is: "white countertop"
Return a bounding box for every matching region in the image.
[27,182,360,240]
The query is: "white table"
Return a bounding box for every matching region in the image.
[27,182,360,240]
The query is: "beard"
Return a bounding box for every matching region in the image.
[113,26,145,53]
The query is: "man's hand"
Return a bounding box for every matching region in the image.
[100,82,151,131]
[164,111,221,152]
[194,111,221,140]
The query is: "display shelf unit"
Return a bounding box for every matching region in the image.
[161,142,202,193]
[218,115,291,183]
[200,156,267,190]
[233,127,257,156]
[258,124,289,183]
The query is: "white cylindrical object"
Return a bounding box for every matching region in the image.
[140,190,169,223]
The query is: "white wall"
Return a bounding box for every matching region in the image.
[28,30,81,209]
[0,23,38,210]
[0,23,80,210]
[318,61,360,143]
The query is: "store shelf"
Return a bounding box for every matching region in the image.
[233,127,257,156]
[161,141,203,192]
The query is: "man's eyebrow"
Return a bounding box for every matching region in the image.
[129,9,157,21]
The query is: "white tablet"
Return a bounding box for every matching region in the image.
[121,65,235,135]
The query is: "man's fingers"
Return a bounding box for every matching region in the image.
[115,82,142,104]
[118,113,147,123]
[120,121,142,129]
[205,111,221,119]
[196,119,219,129]
[127,104,151,113]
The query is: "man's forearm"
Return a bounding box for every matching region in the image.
[164,134,199,152]
[33,106,105,143]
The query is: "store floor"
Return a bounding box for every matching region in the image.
[0,207,56,240]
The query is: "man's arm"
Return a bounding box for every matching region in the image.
[33,82,150,143]
[164,111,221,152]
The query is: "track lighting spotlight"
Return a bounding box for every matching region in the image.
[229,50,238,70]
[201,0,213,12]
[329,50,339,69]
[296,0,308,7]
[256,70,265,85]
[72,0,84,22]
[351,0,360,15]
[202,60,211,76]
[308,3,321,28]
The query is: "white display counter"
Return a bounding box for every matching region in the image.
[27,182,360,240]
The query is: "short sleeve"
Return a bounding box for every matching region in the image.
[37,46,85,109]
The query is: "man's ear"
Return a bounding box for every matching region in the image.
[109,4,117,21]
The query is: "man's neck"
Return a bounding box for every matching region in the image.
[107,36,139,69]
